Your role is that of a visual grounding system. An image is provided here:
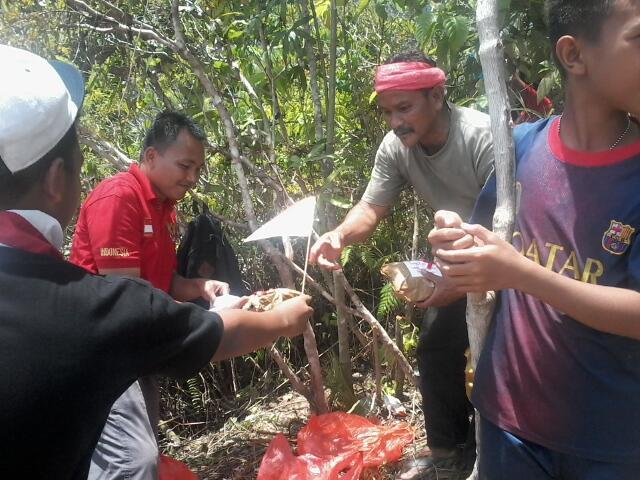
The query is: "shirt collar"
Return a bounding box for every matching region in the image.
[128,163,177,208]
[6,210,64,251]
[129,163,157,202]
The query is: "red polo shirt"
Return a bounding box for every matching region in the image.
[70,164,178,293]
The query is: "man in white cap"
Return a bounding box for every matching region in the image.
[309,50,494,479]
[0,44,314,479]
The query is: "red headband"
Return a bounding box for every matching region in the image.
[374,62,446,93]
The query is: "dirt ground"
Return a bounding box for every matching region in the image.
[164,388,429,479]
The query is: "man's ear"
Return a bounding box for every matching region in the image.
[142,146,157,166]
[42,157,66,204]
[555,35,587,76]
[429,85,446,107]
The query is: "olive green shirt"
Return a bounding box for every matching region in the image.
[362,104,494,221]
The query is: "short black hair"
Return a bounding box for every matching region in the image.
[386,50,437,67]
[0,126,79,209]
[545,0,617,74]
[142,111,207,159]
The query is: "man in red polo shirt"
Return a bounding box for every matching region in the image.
[71,111,229,479]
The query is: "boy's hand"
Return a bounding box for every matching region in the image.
[435,223,527,292]
[309,231,345,270]
[413,281,465,308]
[428,210,475,253]
[271,295,314,337]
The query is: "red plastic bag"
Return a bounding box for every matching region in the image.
[257,413,413,480]
[297,412,414,468]
[257,434,363,480]
[159,454,198,480]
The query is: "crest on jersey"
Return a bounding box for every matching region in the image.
[602,220,635,255]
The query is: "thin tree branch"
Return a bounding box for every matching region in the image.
[68,0,174,48]
[78,125,132,171]
[337,271,418,387]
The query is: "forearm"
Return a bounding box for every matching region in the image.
[516,259,640,340]
[335,201,387,246]
[170,274,204,302]
[98,267,141,278]
[211,309,290,361]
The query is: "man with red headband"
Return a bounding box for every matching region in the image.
[309,50,494,479]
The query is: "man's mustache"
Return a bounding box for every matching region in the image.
[394,126,414,136]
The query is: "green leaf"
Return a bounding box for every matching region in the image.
[315,0,330,21]
[319,164,345,190]
[341,245,353,266]
[288,154,302,168]
[329,196,353,209]
[290,15,312,31]
[373,1,388,21]
[308,141,327,159]
[227,28,244,40]
[537,74,554,104]
[359,248,377,271]
[414,12,433,48]
[204,183,224,194]
[355,0,372,17]
[369,90,378,104]
[445,16,470,58]
[377,282,402,318]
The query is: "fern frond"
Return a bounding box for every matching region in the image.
[377,282,402,319]
[186,376,204,414]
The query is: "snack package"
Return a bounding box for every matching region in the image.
[380,260,443,303]
[243,288,302,312]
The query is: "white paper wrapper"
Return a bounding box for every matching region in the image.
[209,294,242,312]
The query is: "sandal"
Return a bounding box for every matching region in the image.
[396,452,470,480]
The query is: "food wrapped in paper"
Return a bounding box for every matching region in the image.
[243,288,302,312]
[380,261,443,303]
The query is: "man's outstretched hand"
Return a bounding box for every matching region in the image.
[308,230,345,270]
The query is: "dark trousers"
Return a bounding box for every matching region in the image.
[416,297,474,451]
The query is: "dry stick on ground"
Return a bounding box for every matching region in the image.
[268,346,314,406]
[469,1,517,478]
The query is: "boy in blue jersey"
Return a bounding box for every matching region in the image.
[428,0,640,479]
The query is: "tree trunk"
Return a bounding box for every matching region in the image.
[299,0,324,143]
[468,1,517,477]
[325,0,354,397]
[258,16,289,146]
